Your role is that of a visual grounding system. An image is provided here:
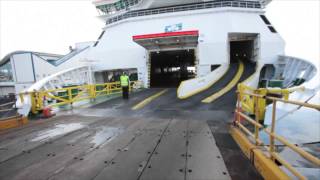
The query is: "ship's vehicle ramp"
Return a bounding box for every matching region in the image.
[0,60,266,180]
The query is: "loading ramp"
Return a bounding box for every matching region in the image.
[0,62,261,180]
[140,61,255,112]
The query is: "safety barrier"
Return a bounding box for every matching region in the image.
[0,115,28,130]
[0,101,15,114]
[237,83,304,121]
[0,101,28,130]
[19,81,137,114]
[232,90,320,180]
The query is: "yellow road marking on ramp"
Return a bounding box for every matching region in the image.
[177,66,230,99]
[201,62,244,103]
[132,89,168,110]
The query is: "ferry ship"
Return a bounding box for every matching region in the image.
[0,0,319,179]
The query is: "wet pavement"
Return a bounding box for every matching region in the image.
[0,63,262,180]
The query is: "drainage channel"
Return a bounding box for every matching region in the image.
[136,119,173,180]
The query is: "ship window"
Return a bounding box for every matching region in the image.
[97,0,141,14]
[0,60,14,82]
[260,15,271,25]
[211,65,221,72]
[268,26,277,33]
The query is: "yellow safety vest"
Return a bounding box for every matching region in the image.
[120,75,129,87]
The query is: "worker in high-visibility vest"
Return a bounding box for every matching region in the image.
[120,72,130,99]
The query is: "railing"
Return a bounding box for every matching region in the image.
[0,101,27,130]
[105,0,262,25]
[0,101,15,114]
[19,81,138,114]
[234,90,320,180]
[237,83,305,121]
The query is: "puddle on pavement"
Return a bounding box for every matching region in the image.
[31,123,84,142]
[91,126,123,147]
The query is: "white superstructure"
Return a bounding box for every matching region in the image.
[0,0,317,95]
[1,2,318,179]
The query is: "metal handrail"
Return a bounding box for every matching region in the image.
[0,101,15,107]
[105,0,262,25]
[237,83,305,120]
[18,81,139,114]
[0,101,16,113]
[234,91,320,180]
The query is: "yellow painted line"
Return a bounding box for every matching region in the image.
[202,62,244,103]
[132,89,168,110]
[177,66,230,99]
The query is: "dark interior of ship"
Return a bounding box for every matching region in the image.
[230,40,255,65]
[150,49,196,87]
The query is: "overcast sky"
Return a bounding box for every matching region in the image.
[0,0,319,67]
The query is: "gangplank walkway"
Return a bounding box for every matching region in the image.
[0,63,261,180]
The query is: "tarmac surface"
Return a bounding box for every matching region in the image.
[0,62,262,180]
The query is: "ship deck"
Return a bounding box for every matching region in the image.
[0,63,262,180]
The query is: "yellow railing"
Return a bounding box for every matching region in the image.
[237,83,305,121]
[234,91,320,180]
[20,81,137,114]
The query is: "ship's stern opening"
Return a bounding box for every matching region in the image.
[150,49,196,88]
[133,30,199,88]
[229,33,259,66]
